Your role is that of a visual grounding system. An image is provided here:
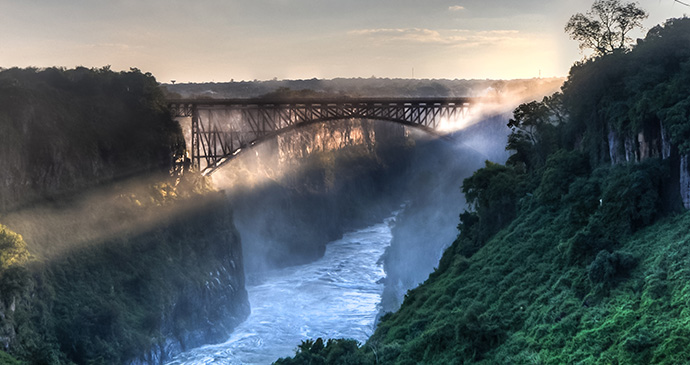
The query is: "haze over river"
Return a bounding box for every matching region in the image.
[168,214,398,364]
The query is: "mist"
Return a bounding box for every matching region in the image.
[209,119,413,275]
[1,171,210,261]
[0,69,563,363]
[175,78,558,307]
[380,113,513,313]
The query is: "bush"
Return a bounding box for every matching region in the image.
[562,176,601,227]
[565,160,669,263]
[588,250,637,285]
[535,150,590,206]
[565,219,616,264]
[597,159,668,233]
[456,161,527,257]
[275,338,366,365]
[0,225,30,271]
[624,327,656,354]
[0,350,23,365]
[0,224,31,308]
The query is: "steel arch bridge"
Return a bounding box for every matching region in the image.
[168,97,476,175]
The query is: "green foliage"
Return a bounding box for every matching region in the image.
[534,150,590,206]
[563,159,669,263]
[2,181,248,364]
[280,15,690,365]
[315,183,688,364]
[588,250,637,284]
[565,0,648,56]
[0,67,185,212]
[563,17,690,163]
[0,350,24,365]
[455,161,527,256]
[274,338,368,365]
[0,225,30,270]
[506,94,565,171]
[0,224,31,311]
[597,159,668,230]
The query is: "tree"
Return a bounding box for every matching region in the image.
[565,0,648,56]
[506,94,564,170]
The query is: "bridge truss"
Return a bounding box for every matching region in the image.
[169,97,475,175]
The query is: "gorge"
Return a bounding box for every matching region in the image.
[0,68,559,364]
[3,17,690,363]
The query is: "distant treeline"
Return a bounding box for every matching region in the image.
[163,77,564,100]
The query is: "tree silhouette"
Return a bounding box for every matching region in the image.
[565,0,648,56]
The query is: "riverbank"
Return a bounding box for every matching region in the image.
[171,214,397,364]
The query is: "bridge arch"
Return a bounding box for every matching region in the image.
[169,97,476,175]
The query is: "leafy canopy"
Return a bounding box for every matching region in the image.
[565,0,648,57]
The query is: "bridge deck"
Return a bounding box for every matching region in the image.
[168,96,478,175]
[167,96,478,107]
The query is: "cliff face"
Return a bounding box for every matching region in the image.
[130,197,250,364]
[0,67,184,213]
[563,18,690,210]
[606,123,689,209]
[0,67,249,363]
[681,155,690,209]
[1,192,249,364]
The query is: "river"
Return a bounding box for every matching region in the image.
[168,214,397,364]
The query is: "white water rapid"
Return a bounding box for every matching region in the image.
[168,214,397,364]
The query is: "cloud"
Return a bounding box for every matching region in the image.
[348,28,447,44]
[348,28,524,48]
[448,5,465,11]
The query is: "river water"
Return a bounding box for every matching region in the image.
[168,214,396,364]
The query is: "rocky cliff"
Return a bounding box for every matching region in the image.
[0,67,249,363]
[0,67,184,213]
[1,185,250,364]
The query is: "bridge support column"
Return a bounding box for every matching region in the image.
[191,105,201,170]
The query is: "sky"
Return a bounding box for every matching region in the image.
[0,0,687,83]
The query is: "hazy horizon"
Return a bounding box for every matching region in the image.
[1,1,686,83]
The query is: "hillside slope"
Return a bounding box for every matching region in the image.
[274,17,690,365]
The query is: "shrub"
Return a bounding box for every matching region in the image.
[565,219,616,264]
[0,350,23,365]
[623,327,656,354]
[588,250,637,285]
[456,161,527,257]
[0,225,30,271]
[275,338,366,365]
[597,159,668,233]
[534,150,590,206]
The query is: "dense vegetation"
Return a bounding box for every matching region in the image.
[1,182,249,364]
[0,68,249,363]
[275,17,690,364]
[0,66,184,212]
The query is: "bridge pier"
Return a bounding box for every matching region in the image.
[191,106,200,170]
